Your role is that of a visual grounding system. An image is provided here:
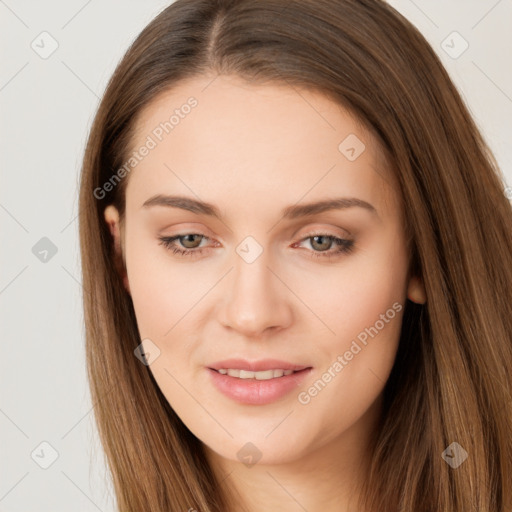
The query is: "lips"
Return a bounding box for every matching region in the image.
[207,366,313,405]
[208,358,310,372]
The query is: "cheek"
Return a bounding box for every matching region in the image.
[292,266,405,443]
[124,226,192,338]
[298,234,407,400]
[299,233,407,346]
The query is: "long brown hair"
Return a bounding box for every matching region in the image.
[78,1,512,510]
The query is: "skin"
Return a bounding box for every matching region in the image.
[104,74,426,512]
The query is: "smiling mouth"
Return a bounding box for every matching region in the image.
[211,368,311,380]
[207,366,313,405]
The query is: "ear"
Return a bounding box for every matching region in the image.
[104,205,131,294]
[406,274,426,304]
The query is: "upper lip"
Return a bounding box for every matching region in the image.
[208,359,311,372]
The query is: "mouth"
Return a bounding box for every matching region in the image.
[209,367,311,380]
[208,358,310,373]
[207,366,313,405]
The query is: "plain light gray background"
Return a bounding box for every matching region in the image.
[1,1,511,510]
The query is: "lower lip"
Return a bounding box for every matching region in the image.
[207,367,313,405]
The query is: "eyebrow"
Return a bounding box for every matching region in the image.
[142,194,378,220]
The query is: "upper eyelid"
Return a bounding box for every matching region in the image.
[164,223,351,239]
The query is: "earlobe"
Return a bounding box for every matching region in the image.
[407,275,426,304]
[104,205,131,294]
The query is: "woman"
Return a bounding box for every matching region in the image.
[78,0,512,510]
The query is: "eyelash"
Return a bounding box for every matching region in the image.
[158,232,355,260]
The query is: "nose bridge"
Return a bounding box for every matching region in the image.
[219,243,292,336]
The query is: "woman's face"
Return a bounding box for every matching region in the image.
[105,74,424,468]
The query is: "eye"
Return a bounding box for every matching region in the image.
[292,233,355,260]
[158,232,355,260]
[158,234,211,257]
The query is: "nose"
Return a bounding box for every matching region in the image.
[218,252,293,338]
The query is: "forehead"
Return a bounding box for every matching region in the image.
[125,74,399,219]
